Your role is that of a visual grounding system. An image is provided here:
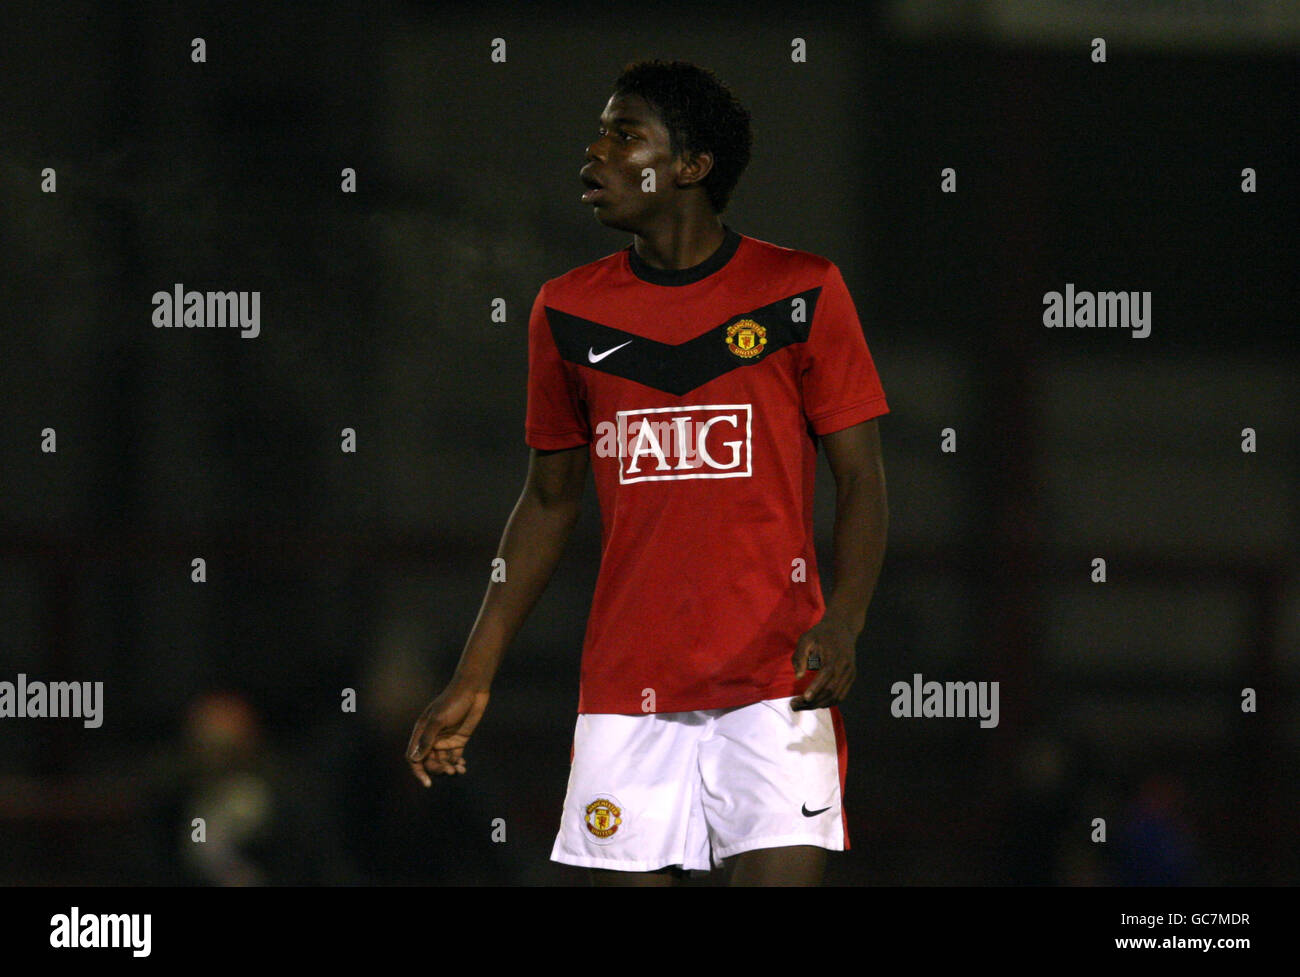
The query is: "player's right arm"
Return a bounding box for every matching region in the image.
[406,443,589,786]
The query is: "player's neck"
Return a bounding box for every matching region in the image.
[631,213,728,272]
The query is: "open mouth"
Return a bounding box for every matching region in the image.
[580,169,608,204]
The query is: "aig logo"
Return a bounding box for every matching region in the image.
[602,404,753,483]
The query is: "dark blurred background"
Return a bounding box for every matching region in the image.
[1,0,1295,885]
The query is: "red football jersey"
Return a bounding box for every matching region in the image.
[526,225,889,714]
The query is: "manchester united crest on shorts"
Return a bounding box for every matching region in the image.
[725,319,767,359]
[583,794,623,843]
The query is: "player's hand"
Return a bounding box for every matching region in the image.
[405,682,490,787]
[791,616,858,711]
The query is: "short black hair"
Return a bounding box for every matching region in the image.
[611,60,753,214]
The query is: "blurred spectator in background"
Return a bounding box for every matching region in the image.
[1113,772,1202,886]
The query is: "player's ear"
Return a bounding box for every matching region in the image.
[678,149,714,188]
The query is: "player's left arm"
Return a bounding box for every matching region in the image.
[792,417,888,710]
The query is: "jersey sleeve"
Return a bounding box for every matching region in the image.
[525,283,591,449]
[800,262,890,435]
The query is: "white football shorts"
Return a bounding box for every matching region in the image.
[550,696,849,872]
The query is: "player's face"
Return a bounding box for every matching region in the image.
[580,93,680,230]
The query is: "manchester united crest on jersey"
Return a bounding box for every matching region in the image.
[725,319,767,359]
[584,795,623,842]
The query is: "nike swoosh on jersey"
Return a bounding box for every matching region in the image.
[545,286,824,396]
[587,340,633,363]
[801,804,832,817]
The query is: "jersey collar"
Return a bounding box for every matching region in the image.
[626,223,741,286]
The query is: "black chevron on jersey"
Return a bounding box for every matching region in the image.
[545,286,824,396]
